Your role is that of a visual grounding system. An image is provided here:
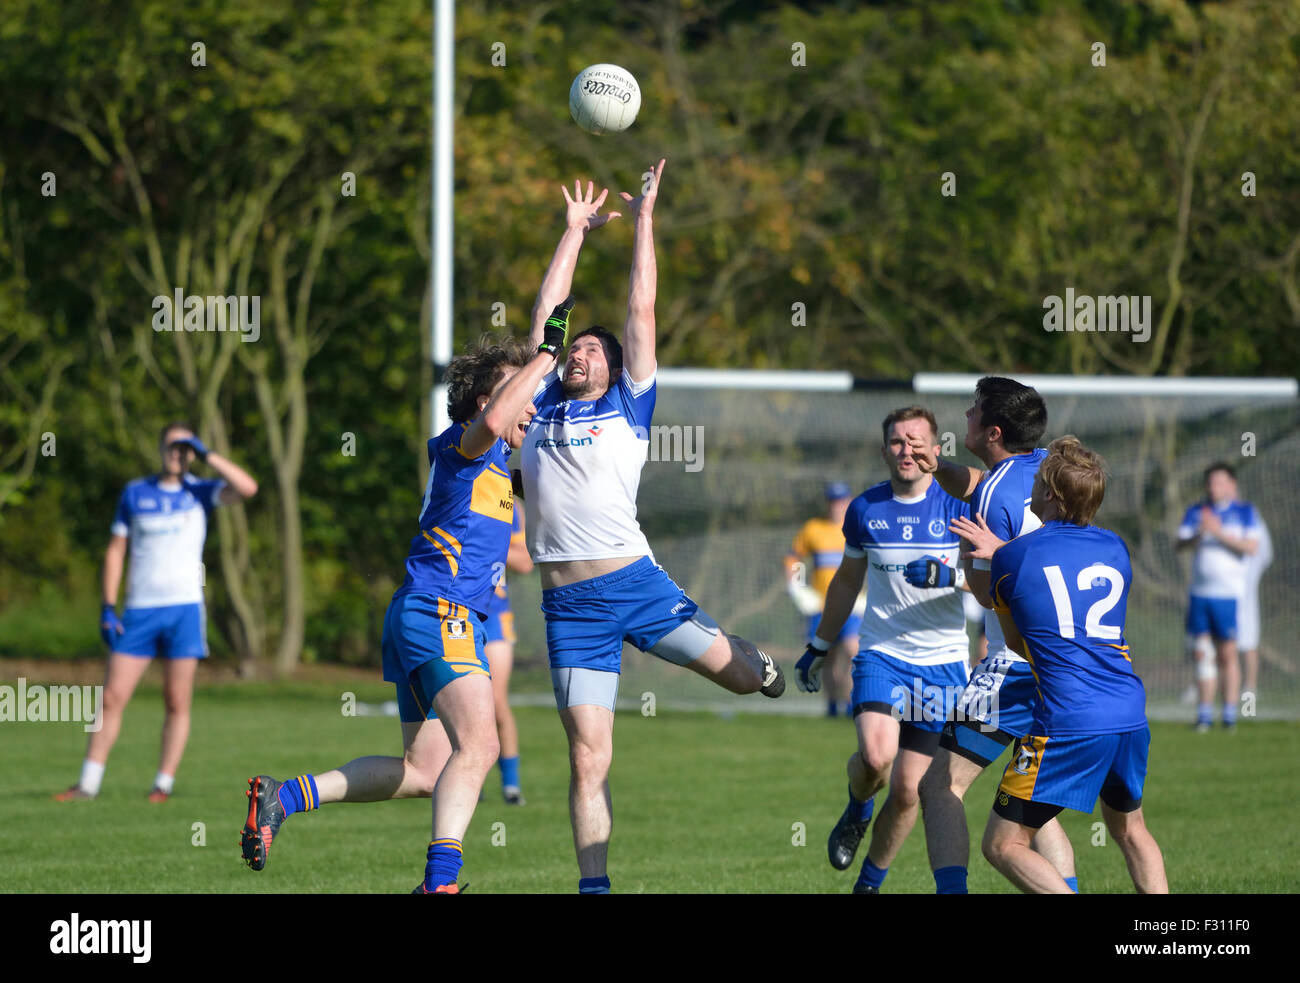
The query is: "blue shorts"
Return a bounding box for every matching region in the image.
[807,612,862,645]
[851,650,969,735]
[114,603,207,659]
[541,557,715,673]
[995,727,1150,823]
[484,608,516,645]
[382,592,489,722]
[1187,595,1237,641]
[940,653,1038,766]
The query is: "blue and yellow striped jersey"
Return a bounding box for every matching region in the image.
[395,422,516,619]
[991,520,1147,737]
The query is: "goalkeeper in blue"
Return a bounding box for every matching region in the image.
[796,406,972,894]
[978,437,1168,893]
[240,323,566,894]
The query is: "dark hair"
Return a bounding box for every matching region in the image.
[159,421,196,447]
[445,336,533,423]
[973,376,1047,453]
[881,405,938,444]
[568,326,623,378]
[1040,435,1108,525]
[1204,462,1236,482]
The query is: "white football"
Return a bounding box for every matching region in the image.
[569,64,641,135]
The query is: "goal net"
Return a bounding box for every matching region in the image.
[507,373,1299,720]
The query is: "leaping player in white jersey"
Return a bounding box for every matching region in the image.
[57,422,258,802]
[908,377,1079,894]
[521,162,785,894]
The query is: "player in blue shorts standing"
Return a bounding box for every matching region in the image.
[980,437,1167,893]
[522,163,784,894]
[796,406,971,894]
[57,423,258,803]
[908,377,1077,893]
[1176,463,1261,730]
[240,332,560,893]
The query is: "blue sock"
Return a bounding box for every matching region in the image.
[277,774,319,817]
[857,857,888,891]
[499,755,521,790]
[934,865,968,894]
[425,838,463,891]
[579,876,610,894]
[1197,702,1213,725]
[826,701,839,718]
[1222,704,1237,726]
[848,786,875,824]
[1064,875,1079,893]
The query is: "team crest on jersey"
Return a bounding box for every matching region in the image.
[445,618,467,639]
[929,519,946,537]
[1013,740,1038,776]
[998,792,1010,807]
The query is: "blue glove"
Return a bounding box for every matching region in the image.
[795,643,827,693]
[176,436,209,460]
[100,603,124,648]
[904,555,955,589]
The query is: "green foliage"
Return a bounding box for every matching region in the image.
[1,1,1296,664]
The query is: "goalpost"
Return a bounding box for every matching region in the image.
[506,372,1299,720]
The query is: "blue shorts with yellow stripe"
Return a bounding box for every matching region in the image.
[484,608,516,645]
[381,592,490,723]
[993,726,1150,827]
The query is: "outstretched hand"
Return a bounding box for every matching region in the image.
[563,180,620,232]
[619,158,666,220]
[950,512,1005,560]
[907,434,939,475]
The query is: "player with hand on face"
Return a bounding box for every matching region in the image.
[522,163,785,894]
[796,407,970,894]
[907,377,1078,894]
[58,424,257,803]
[240,333,557,894]
[981,437,1167,894]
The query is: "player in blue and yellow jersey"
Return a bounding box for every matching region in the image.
[796,407,972,894]
[784,482,860,717]
[1177,462,1262,730]
[908,377,1078,894]
[484,507,533,804]
[57,423,258,803]
[980,436,1168,893]
[240,325,565,893]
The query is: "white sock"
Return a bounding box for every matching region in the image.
[79,760,106,797]
[153,772,175,794]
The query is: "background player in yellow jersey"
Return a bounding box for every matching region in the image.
[784,482,860,716]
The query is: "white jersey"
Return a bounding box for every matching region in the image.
[970,448,1046,664]
[842,480,970,666]
[1178,500,1261,600]
[521,369,655,563]
[111,474,225,609]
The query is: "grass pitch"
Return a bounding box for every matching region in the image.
[3,674,1296,893]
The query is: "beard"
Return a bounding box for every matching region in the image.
[562,372,605,400]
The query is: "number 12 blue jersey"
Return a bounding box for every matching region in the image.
[990,520,1147,737]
